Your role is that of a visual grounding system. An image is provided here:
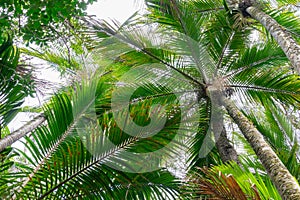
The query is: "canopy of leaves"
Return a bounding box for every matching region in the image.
[0,0,96,45]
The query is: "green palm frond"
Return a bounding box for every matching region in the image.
[225,42,287,72]
[86,19,210,88]
[204,12,249,68]
[275,0,300,6]
[145,0,223,43]
[223,41,300,106]
[230,68,300,106]
[21,46,81,73]
[192,0,224,14]
[1,73,183,199]
[0,147,19,196]
[231,130,257,157]
[145,0,183,30]
[0,36,34,135]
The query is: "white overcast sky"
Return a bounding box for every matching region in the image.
[87,0,145,23]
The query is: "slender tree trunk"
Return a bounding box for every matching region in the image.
[216,126,240,164]
[206,85,240,164]
[226,0,300,72]
[222,97,300,200]
[245,6,300,72]
[0,114,46,152]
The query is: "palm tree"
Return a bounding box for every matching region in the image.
[226,0,300,72]
[1,29,185,199]
[1,78,181,199]
[2,0,300,199]
[191,99,300,199]
[84,0,300,198]
[222,97,300,199]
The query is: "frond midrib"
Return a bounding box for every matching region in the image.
[37,136,141,199]
[229,84,300,96]
[19,96,96,195]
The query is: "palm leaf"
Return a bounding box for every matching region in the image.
[189,162,281,199]
[0,36,34,139]
[2,73,182,199]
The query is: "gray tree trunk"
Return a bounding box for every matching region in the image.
[246,6,300,73]
[216,126,240,164]
[0,114,46,152]
[226,0,300,72]
[222,97,300,200]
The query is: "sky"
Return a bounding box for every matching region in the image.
[87,0,144,23]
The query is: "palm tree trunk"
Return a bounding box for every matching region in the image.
[226,0,300,72]
[222,97,300,200]
[216,126,240,164]
[245,6,300,72]
[0,114,46,152]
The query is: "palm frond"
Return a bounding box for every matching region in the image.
[0,147,20,199]
[21,46,81,73]
[225,42,287,72]
[1,72,184,199]
[275,0,300,7]
[188,162,281,199]
[0,36,34,138]
[224,42,300,106]
[85,18,210,87]
[231,68,300,106]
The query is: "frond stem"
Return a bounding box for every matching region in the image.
[37,136,140,199]
[17,98,96,198]
[228,84,300,96]
[215,30,235,74]
[169,0,210,83]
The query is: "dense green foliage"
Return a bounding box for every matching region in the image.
[0,0,96,45]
